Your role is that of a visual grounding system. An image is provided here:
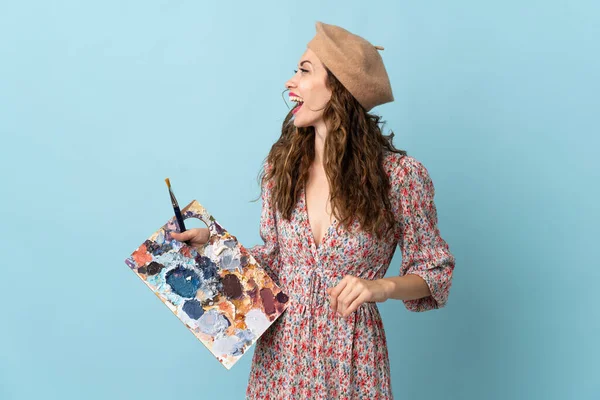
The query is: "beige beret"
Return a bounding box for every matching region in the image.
[307,21,394,111]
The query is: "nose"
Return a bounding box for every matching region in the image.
[285,74,298,90]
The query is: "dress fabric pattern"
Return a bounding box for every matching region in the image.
[246,152,455,399]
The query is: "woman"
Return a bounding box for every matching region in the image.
[172,21,455,399]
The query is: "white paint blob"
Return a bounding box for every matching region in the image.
[245,309,270,334]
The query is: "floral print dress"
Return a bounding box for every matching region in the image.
[246,152,455,399]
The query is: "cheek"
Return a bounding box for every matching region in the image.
[298,82,330,107]
[297,80,314,96]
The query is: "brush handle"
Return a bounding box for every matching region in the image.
[173,206,187,232]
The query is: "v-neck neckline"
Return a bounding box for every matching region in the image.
[302,185,337,251]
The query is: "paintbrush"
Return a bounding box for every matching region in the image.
[165,178,187,233]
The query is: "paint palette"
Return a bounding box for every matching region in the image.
[125,200,289,369]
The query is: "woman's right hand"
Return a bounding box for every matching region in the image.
[170,228,210,250]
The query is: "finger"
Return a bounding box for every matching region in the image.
[343,292,368,317]
[338,286,361,316]
[335,275,353,313]
[329,278,347,298]
[171,230,194,241]
[336,283,354,315]
[326,287,334,311]
[329,279,348,314]
[329,290,338,315]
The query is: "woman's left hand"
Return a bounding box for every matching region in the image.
[326,275,390,317]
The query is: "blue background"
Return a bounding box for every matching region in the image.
[1,1,598,399]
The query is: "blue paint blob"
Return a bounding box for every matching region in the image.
[196,255,219,280]
[143,239,171,256]
[165,266,201,298]
[182,299,204,320]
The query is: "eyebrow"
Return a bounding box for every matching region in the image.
[298,60,313,67]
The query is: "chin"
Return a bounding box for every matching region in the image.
[293,117,317,129]
[293,118,307,128]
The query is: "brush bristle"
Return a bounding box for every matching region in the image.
[165,178,171,189]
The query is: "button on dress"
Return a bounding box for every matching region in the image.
[246,152,455,399]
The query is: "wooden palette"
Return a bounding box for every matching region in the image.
[125,200,288,369]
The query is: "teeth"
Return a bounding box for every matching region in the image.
[290,96,304,103]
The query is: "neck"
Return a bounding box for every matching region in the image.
[312,119,328,167]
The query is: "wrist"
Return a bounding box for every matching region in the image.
[378,278,396,301]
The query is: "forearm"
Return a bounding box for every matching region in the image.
[378,274,431,301]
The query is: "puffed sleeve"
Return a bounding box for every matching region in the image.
[247,162,281,285]
[396,156,455,312]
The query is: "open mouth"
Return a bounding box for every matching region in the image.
[290,95,304,114]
